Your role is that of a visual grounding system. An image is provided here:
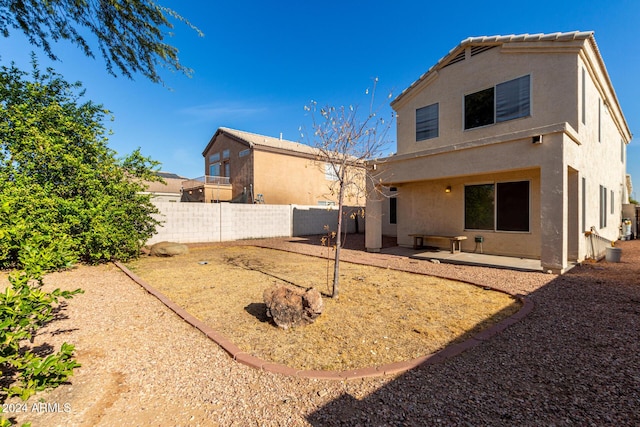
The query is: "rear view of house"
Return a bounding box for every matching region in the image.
[366,31,632,273]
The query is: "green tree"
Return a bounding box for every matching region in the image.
[0,0,202,83]
[0,56,162,269]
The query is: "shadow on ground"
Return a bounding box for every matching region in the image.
[306,240,640,425]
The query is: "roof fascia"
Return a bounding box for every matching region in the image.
[391,70,439,112]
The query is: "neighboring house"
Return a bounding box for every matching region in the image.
[183,127,364,206]
[365,31,632,274]
[140,171,186,202]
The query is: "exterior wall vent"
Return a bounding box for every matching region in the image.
[470,45,496,56]
[443,51,466,68]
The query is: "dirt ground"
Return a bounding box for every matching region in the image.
[125,245,519,371]
[1,237,639,426]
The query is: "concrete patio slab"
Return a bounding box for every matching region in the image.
[380,246,544,272]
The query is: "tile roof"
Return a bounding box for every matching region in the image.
[392,30,596,107]
[143,176,184,194]
[208,127,320,157]
[462,31,593,44]
[156,171,186,180]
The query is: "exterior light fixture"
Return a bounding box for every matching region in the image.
[445,186,452,193]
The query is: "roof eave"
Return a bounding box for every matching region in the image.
[391,31,597,110]
[201,128,253,157]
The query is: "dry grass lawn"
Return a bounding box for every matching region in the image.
[125,245,520,371]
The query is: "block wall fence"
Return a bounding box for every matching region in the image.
[148,202,365,245]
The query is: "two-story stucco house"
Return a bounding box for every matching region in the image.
[183,127,364,206]
[365,31,632,273]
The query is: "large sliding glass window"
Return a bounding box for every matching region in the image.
[496,181,530,231]
[464,184,495,230]
[465,181,530,232]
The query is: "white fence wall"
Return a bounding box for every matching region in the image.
[220,203,291,241]
[148,202,364,245]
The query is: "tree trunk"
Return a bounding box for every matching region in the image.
[332,180,346,298]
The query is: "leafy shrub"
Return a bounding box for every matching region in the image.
[0,270,83,401]
[0,57,162,269]
[0,57,159,425]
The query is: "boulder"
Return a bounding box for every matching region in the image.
[149,241,189,257]
[263,284,323,329]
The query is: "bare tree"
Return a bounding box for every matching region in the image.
[302,78,394,298]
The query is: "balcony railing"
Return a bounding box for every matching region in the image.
[182,175,230,189]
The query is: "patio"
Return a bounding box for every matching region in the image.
[380,245,545,272]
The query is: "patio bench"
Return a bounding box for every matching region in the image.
[408,234,467,253]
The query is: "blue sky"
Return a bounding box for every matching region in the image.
[1,0,639,199]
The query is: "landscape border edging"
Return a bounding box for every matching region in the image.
[113,260,533,380]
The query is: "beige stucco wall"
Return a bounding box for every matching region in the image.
[253,150,331,205]
[253,151,364,206]
[393,41,586,156]
[394,169,541,258]
[203,134,253,200]
[369,35,631,272]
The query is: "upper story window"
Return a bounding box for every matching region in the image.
[464,75,530,130]
[209,153,220,163]
[239,149,250,158]
[222,149,230,159]
[325,163,339,181]
[416,103,439,141]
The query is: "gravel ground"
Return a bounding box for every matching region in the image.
[4,236,640,426]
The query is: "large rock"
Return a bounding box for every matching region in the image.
[263,284,323,329]
[149,241,189,257]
